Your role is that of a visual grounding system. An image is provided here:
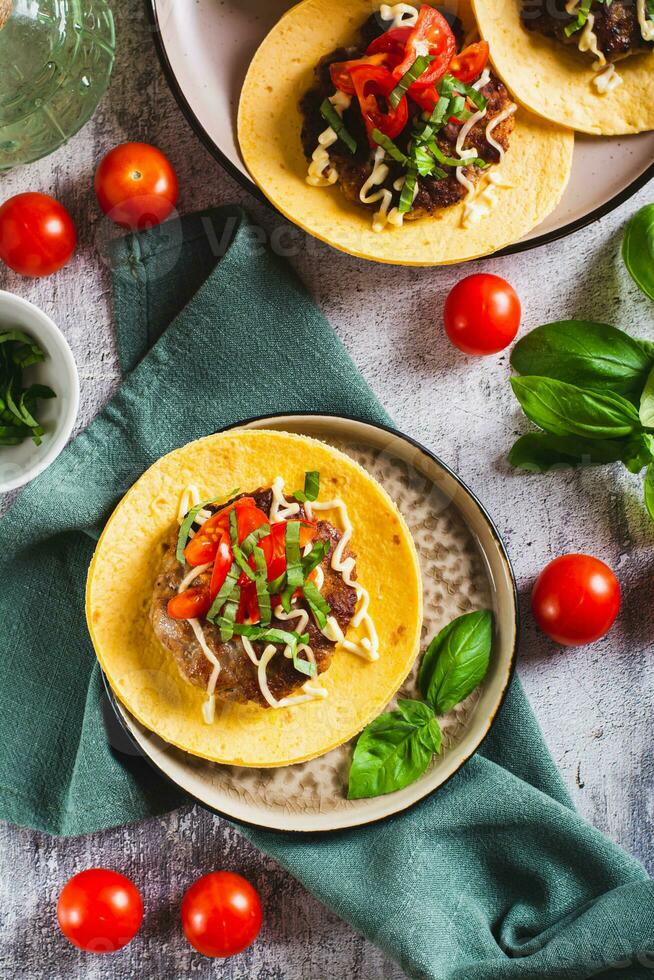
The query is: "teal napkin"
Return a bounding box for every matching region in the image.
[0,206,651,979]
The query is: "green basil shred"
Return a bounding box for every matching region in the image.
[176,489,238,564]
[206,562,241,623]
[320,99,357,154]
[285,520,304,589]
[240,522,270,556]
[389,54,434,108]
[293,470,321,503]
[399,170,418,213]
[253,545,272,626]
[0,330,55,448]
[302,579,331,629]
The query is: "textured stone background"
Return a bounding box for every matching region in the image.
[0,2,653,977]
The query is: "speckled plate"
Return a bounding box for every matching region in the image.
[147,0,654,260]
[104,415,518,832]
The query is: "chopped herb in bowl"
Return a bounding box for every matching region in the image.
[0,329,55,447]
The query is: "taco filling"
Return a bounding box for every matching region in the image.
[150,474,379,723]
[521,0,654,92]
[300,3,517,232]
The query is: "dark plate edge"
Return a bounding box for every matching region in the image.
[102,411,521,835]
[145,0,654,263]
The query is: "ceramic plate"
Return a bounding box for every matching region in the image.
[147,0,654,261]
[105,414,519,832]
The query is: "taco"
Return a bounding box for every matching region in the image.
[86,430,423,767]
[237,0,574,266]
[472,0,654,135]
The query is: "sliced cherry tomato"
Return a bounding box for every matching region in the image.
[94,142,179,231]
[167,586,212,620]
[392,6,456,89]
[0,192,76,277]
[184,497,258,566]
[449,41,490,84]
[209,532,233,600]
[181,871,262,958]
[329,53,388,95]
[443,274,521,356]
[57,869,143,953]
[350,65,409,143]
[532,555,621,647]
[365,26,412,73]
[409,85,439,112]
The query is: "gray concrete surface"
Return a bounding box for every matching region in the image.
[0,2,653,977]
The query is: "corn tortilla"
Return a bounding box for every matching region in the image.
[86,430,423,767]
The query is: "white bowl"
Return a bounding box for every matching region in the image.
[0,291,79,493]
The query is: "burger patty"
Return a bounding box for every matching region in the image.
[300,50,515,218]
[149,489,357,708]
[521,0,651,61]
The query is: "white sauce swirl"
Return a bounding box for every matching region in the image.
[379,3,418,28]
[306,91,352,187]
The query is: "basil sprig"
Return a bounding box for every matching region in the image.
[508,313,654,521]
[623,204,654,302]
[389,54,434,108]
[348,610,493,799]
[0,330,55,447]
[320,99,357,154]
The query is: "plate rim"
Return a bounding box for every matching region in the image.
[102,411,520,833]
[146,0,654,263]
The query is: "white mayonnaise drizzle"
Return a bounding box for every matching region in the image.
[387,174,419,228]
[637,0,654,41]
[304,496,380,660]
[565,0,626,92]
[269,475,301,521]
[306,91,352,187]
[379,3,418,28]
[360,146,394,233]
[177,485,201,523]
[256,645,328,709]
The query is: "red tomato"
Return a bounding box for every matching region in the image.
[94,142,179,230]
[449,41,490,84]
[443,274,521,356]
[181,871,262,958]
[184,497,258,566]
[0,192,76,277]
[532,554,621,647]
[57,869,143,954]
[392,6,456,89]
[350,65,408,142]
[329,53,388,94]
[167,586,212,620]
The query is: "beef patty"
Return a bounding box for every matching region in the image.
[300,45,515,220]
[521,0,651,61]
[149,489,358,708]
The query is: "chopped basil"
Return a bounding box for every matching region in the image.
[399,169,418,213]
[206,562,241,622]
[285,521,304,589]
[302,539,330,577]
[389,54,434,108]
[320,99,357,154]
[439,74,487,112]
[371,129,410,166]
[218,585,240,641]
[0,330,55,448]
[302,579,331,629]
[253,545,272,626]
[292,650,317,678]
[280,584,295,613]
[293,470,321,504]
[176,489,238,564]
[267,570,287,595]
[232,544,256,581]
[229,623,309,646]
[412,144,446,177]
[564,0,593,36]
[240,522,270,557]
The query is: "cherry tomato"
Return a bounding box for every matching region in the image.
[184,497,257,567]
[167,586,212,621]
[532,554,621,647]
[0,192,76,277]
[329,53,388,94]
[449,41,490,84]
[392,6,456,89]
[181,871,262,958]
[57,869,143,954]
[94,142,179,230]
[350,65,408,142]
[443,274,521,356]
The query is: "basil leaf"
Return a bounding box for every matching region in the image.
[347,699,441,800]
[622,433,654,474]
[398,169,418,214]
[302,539,329,578]
[371,129,409,166]
[253,545,272,626]
[639,365,654,429]
[319,99,357,154]
[206,562,240,622]
[510,377,642,440]
[623,204,654,302]
[389,54,434,108]
[509,432,631,472]
[218,586,240,641]
[240,522,270,557]
[230,624,308,646]
[419,610,493,714]
[293,470,321,504]
[285,521,303,589]
[292,649,317,678]
[302,579,331,629]
[267,571,286,595]
[645,464,654,521]
[510,321,654,399]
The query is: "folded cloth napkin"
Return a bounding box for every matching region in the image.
[0,206,652,980]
